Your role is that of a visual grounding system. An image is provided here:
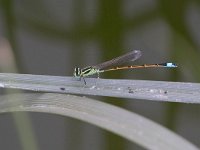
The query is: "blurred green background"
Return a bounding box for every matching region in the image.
[0,0,200,150]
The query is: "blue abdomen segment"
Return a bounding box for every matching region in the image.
[160,62,177,67]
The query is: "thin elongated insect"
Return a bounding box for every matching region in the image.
[73,50,177,84]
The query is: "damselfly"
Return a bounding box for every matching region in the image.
[73,50,177,84]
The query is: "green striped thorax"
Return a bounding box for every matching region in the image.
[73,66,102,78]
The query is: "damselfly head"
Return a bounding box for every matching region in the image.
[73,67,81,77]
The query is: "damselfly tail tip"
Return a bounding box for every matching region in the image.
[161,62,177,67]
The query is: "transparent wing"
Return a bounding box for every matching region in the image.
[94,50,142,70]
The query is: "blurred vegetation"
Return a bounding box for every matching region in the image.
[1,0,200,150]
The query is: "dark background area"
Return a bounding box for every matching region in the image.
[0,0,200,150]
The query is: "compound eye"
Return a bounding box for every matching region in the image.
[74,67,81,77]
